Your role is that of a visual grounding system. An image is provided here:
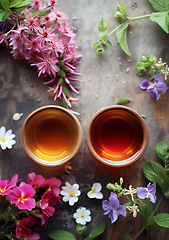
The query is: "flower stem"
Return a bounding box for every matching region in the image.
[133,194,164,240]
[152,194,164,215]
[107,13,151,37]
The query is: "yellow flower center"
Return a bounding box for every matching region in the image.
[81,214,85,219]
[92,189,96,193]
[0,137,5,142]
[17,192,27,203]
[69,190,75,197]
[0,187,6,193]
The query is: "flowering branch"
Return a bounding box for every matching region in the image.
[0,0,82,114]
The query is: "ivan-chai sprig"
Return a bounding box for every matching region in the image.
[0,0,82,115]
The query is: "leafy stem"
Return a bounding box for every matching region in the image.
[95,0,169,56]
[107,13,151,37]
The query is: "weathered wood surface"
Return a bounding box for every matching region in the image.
[0,0,169,239]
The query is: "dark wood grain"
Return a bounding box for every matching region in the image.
[0,0,169,239]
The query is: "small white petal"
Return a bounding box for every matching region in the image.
[1,142,7,150]
[93,183,102,192]
[0,127,6,137]
[13,113,23,121]
[62,195,70,202]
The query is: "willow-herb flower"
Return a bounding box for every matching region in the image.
[137,183,156,203]
[73,207,91,225]
[0,126,16,150]
[87,183,103,199]
[102,192,126,223]
[60,182,81,206]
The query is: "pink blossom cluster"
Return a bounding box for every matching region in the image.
[0,172,61,239]
[0,0,82,115]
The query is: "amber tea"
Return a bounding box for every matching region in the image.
[86,106,149,167]
[21,106,83,166]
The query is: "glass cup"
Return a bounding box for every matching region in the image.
[21,105,83,167]
[86,105,149,167]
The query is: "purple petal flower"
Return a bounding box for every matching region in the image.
[147,75,167,101]
[139,79,150,90]
[102,193,126,223]
[137,183,156,203]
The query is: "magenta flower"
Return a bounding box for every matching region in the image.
[137,183,156,203]
[8,183,36,210]
[27,172,48,188]
[16,216,36,239]
[139,75,167,100]
[48,177,61,198]
[102,192,126,223]
[40,191,57,217]
[0,180,15,195]
[26,232,40,240]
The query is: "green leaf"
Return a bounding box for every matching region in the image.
[155,213,169,228]
[9,0,23,8]
[123,230,132,240]
[150,12,169,33]
[36,9,51,16]
[76,224,87,236]
[1,0,9,10]
[148,0,169,12]
[141,115,146,118]
[48,230,77,240]
[0,9,10,22]
[11,0,34,13]
[143,160,169,196]
[94,41,102,50]
[156,142,168,160]
[84,222,106,240]
[114,4,129,23]
[58,69,66,78]
[139,199,154,229]
[98,17,107,32]
[117,97,130,104]
[61,97,68,109]
[58,78,64,85]
[116,23,130,56]
[95,46,106,54]
[62,85,70,98]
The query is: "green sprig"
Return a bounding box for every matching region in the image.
[94,0,169,56]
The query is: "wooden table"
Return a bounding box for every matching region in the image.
[0,0,169,239]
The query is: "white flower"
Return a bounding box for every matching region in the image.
[60,182,81,206]
[13,113,23,121]
[0,127,16,150]
[73,207,91,225]
[87,183,103,199]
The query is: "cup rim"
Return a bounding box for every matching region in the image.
[21,105,83,167]
[86,105,149,167]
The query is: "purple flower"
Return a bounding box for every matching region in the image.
[139,75,167,100]
[102,192,126,223]
[137,183,156,203]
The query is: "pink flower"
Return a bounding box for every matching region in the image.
[54,9,68,20]
[40,191,57,217]
[31,52,59,77]
[0,180,15,195]
[16,216,36,239]
[8,183,36,211]
[26,232,40,240]
[48,177,61,198]
[27,172,48,188]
